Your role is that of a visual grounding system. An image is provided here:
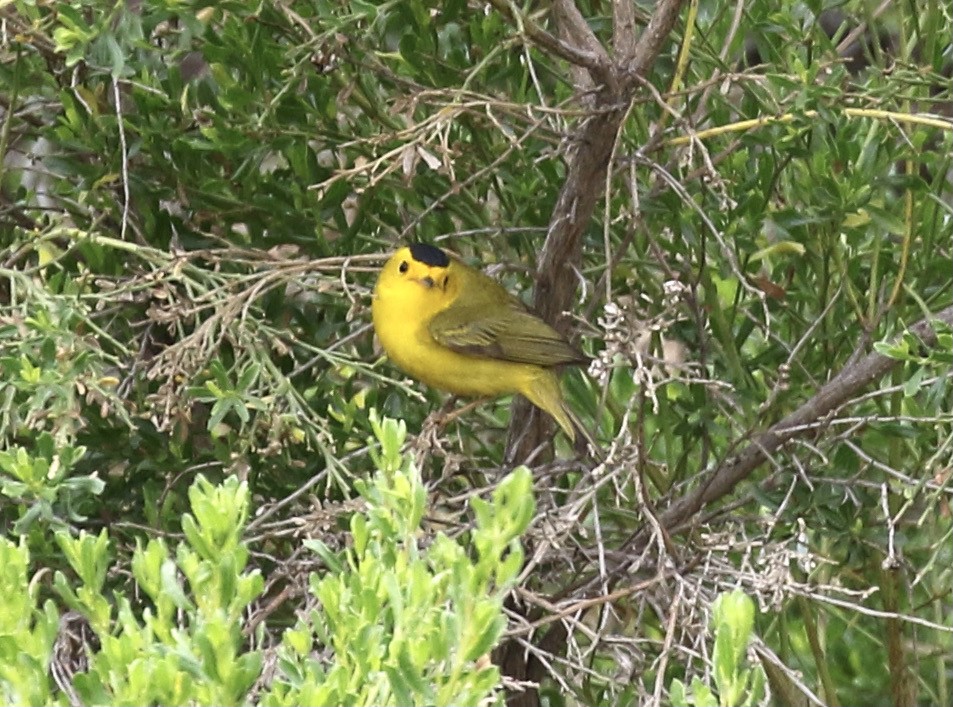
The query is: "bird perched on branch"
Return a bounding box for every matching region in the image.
[372,243,588,442]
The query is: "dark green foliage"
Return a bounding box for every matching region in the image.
[1,0,951,705]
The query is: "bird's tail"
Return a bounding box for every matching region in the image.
[522,370,602,459]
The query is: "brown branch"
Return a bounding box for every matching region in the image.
[497,3,689,703]
[660,303,953,531]
[484,0,612,85]
[537,0,689,331]
[612,0,639,59]
[622,0,688,80]
[506,0,687,463]
[551,0,611,70]
[531,305,952,686]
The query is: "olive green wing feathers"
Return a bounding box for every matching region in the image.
[428,301,588,367]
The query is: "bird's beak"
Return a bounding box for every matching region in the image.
[416,276,436,289]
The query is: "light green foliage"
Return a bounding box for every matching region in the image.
[1,0,951,704]
[670,591,765,707]
[0,290,111,533]
[50,475,264,705]
[0,538,60,706]
[0,432,102,533]
[710,591,764,707]
[0,416,527,705]
[264,411,533,706]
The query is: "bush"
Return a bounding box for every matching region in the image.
[0,415,532,706]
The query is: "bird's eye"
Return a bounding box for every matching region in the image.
[398,261,409,274]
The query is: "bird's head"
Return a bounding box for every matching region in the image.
[378,243,453,295]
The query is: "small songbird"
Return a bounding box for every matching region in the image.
[371,243,588,440]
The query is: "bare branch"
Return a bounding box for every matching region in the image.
[552,0,612,68]
[485,0,612,85]
[506,0,687,462]
[623,0,688,80]
[612,0,639,59]
[661,304,953,530]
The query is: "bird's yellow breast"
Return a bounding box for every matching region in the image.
[372,273,543,398]
[371,244,580,441]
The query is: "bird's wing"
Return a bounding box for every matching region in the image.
[429,301,587,366]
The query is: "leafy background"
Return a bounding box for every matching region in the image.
[1,0,951,705]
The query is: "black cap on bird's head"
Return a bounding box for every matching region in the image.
[409,242,450,268]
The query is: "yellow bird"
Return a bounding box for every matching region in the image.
[371,243,588,441]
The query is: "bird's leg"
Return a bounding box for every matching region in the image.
[416,398,486,461]
[415,399,459,463]
[418,398,494,458]
[419,397,470,443]
[434,397,490,428]
[419,397,458,440]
